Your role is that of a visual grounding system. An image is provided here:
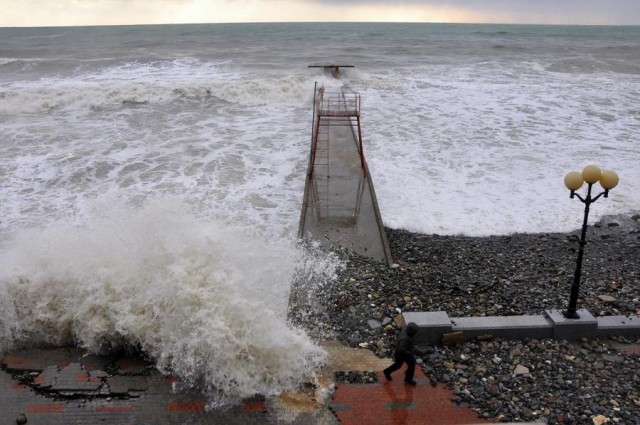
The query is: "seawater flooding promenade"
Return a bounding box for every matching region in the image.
[0,344,500,425]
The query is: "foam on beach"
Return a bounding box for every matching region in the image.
[0,197,341,403]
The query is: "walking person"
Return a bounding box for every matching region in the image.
[383,322,419,385]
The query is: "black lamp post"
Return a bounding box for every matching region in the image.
[563,165,619,319]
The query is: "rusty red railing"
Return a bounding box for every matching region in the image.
[309,86,365,177]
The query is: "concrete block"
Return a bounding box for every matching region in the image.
[451,315,553,340]
[595,315,640,337]
[402,311,452,345]
[545,309,597,340]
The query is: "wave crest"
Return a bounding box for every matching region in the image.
[0,197,340,402]
[0,59,317,113]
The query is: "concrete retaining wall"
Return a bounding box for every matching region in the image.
[402,310,640,345]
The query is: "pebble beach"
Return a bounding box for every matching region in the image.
[299,213,640,424]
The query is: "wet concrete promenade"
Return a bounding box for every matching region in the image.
[0,343,500,425]
[0,346,335,425]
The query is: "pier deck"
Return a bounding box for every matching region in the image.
[298,86,392,264]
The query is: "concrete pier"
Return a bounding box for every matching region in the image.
[298,86,392,265]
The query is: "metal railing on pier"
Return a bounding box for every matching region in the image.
[310,86,365,178]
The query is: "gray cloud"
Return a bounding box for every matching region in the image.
[2,0,639,26]
[308,0,640,24]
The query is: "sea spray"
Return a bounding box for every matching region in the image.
[0,197,342,403]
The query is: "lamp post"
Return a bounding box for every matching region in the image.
[563,165,619,319]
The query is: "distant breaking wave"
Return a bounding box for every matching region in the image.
[0,77,318,114]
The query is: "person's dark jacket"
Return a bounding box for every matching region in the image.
[395,322,419,355]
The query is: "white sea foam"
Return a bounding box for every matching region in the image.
[2,58,638,238]
[0,60,328,114]
[0,58,20,66]
[0,197,340,403]
[350,61,640,235]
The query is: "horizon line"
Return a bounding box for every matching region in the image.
[2,21,640,29]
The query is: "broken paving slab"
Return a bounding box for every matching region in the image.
[90,370,109,379]
[50,362,104,394]
[32,365,59,389]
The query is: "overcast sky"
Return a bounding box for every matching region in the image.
[1,0,639,27]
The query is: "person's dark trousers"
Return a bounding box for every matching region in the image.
[383,351,415,382]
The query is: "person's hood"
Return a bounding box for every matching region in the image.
[406,322,419,337]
